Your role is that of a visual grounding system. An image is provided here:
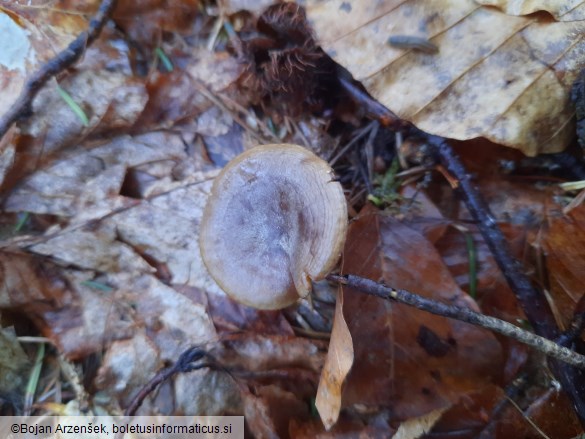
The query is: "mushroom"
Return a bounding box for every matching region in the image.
[200,143,347,310]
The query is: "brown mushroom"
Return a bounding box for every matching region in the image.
[200,143,347,310]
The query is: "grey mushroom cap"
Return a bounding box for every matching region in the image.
[200,144,348,310]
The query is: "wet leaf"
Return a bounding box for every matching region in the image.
[306,0,585,155]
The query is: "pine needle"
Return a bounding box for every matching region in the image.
[56,84,89,126]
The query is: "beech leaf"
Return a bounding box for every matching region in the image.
[305,0,585,155]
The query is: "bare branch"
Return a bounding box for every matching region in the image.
[0,0,118,141]
[327,273,585,369]
[420,133,585,425]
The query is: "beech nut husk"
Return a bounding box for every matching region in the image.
[200,144,348,310]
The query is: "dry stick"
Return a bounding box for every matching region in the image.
[426,135,558,336]
[422,133,585,425]
[0,0,118,141]
[338,77,410,131]
[124,347,211,416]
[327,274,585,369]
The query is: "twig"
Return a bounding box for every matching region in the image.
[124,346,211,416]
[420,133,585,424]
[0,0,118,141]
[339,77,410,131]
[424,135,558,337]
[326,274,585,369]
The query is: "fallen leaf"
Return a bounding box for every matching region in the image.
[425,384,503,436]
[489,387,582,438]
[315,287,354,430]
[21,70,148,157]
[3,132,205,219]
[393,406,450,439]
[94,331,162,409]
[242,384,310,439]
[544,202,585,330]
[306,0,585,155]
[216,334,326,374]
[205,291,294,336]
[340,205,503,421]
[0,251,71,309]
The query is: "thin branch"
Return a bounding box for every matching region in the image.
[124,346,211,416]
[0,0,118,141]
[327,274,585,370]
[424,134,558,338]
[420,133,585,425]
[339,77,410,131]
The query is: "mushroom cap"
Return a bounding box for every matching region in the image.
[200,143,347,310]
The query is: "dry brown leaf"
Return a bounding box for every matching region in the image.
[94,331,162,408]
[315,288,354,430]
[339,206,503,421]
[393,406,450,439]
[216,334,326,374]
[1,138,232,412]
[0,251,71,308]
[477,0,585,21]
[212,334,326,436]
[3,132,204,218]
[544,203,585,330]
[242,385,310,439]
[306,0,585,155]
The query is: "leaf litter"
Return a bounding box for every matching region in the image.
[0,0,585,437]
